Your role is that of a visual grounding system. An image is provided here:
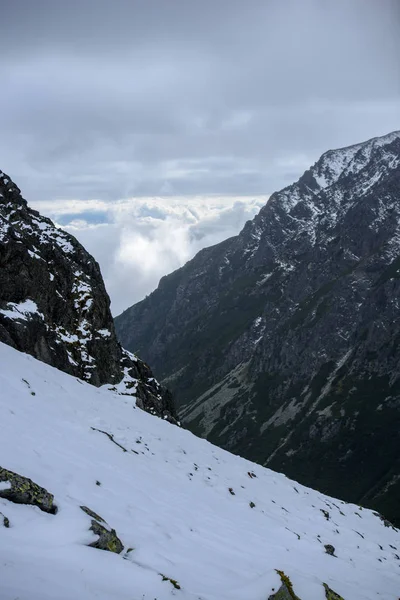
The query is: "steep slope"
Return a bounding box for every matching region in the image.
[0,341,399,600]
[0,169,176,421]
[115,131,400,524]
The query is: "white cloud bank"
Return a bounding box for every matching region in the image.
[32,196,268,315]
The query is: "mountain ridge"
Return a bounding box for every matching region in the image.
[0,169,177,422]
[115,130,400,525]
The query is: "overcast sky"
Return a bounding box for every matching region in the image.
[1,0,400,313]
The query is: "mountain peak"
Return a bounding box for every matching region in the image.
[311,130,400,190]
[0,170,25,206]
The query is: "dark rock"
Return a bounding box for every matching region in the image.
[160,575,181,590]
[1,512,10,527]
[89,520,123,554]
[80,505,106,523]
[0,466,56,514]
[373,511,398,530]
[323,583,344,600]
[0,170,177,422]
[80,505,123,554]
[324,544,336,556]
[268,570,301,599]
[115,131,400,525]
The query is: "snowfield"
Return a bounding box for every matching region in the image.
[0,342,399,600]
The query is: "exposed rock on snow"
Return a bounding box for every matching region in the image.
[0,467,57,514]
[1,512,10,528]
[323,583,345,600]
[268,570,301,599]
[80,506,124,554]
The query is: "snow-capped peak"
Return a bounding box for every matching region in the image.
[311,130,400,190]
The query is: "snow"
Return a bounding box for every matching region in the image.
[72,271,94,312]
[0,218,9,240]
[313,145,362,189]
[29,218,75,255]
[0,342,399,600]
[314,131,400,192]
[97,328,111,337]
[257,272,273,285]
[373,130,400,147]
[0,299,44,321]
[121,347,138,362]
[27,248,43,260]
[54,235,74,254]
[49,266,96,372]
[102,364,138,396]
[54,327,79,343]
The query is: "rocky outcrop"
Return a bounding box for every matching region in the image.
[1,512,10,528]
[323,584,344,600]
[0,170,177,422]
[80,506,124,554]
[0,467,57,514]
[115,131,400,525]
[268,571,301,600]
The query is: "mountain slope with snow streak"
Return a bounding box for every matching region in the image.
[0,342,399,600]
[115,131,400,525]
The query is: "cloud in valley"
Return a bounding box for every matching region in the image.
[1,0,399,310]
[32,196,267,314]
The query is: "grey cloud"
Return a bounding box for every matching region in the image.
[2,0,398,313]
[0,0,399,202]
[56,210,110,226]
[56,196,267,314]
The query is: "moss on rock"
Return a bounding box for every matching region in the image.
[0,466,57,514]
[80,505,105,523]
[323,583,345,599]
[160,574,181,589]
[268,570,302,600]
[89,519,124,553]
[79,505,123,554]
[1,512,10,527]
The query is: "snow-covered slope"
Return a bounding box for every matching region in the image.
[0,342,399,600]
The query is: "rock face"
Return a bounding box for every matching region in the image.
[115,131,400,525]
[0,170,177,422]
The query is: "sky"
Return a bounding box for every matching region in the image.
[1,0,399,314]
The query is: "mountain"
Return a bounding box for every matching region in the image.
[1,341,399,599]
[0,169,176,422]
[115,131,400,526]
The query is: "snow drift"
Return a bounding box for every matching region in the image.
[0,342,399,599]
